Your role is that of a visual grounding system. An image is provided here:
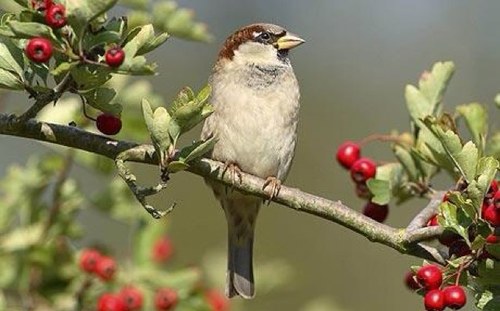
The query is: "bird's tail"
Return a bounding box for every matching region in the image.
[222,197,260,299]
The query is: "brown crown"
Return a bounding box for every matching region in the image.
[217,24,267,61]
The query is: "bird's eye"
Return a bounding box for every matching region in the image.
[259,32,271,41]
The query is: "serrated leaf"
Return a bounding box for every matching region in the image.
[418,61,455,112]
[457,103,488,154]
[0,41,23,78]
[423,117,479,181]
[438,201,472,243]
[0,68,23,90]
[467,157,499,208]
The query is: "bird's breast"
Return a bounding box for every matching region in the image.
[206,64,300,180]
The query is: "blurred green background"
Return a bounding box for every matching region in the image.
[2,1,500,310]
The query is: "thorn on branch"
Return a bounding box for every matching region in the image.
[115,148,176,219]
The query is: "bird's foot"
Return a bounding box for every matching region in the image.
[262,176,281,204]
[222,161,243,185]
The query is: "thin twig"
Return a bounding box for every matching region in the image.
[406,191,446,232]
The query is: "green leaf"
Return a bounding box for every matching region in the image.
[167,160,189,173]
[393,145,419,181]
[7,21,57,42]
[64,0,118,34]
[196,84,211,104]
[142,99,172,162]
[0,68,23,90]
[122,24,155,60]
[467,157,499,208]
[178,137,216,163]
[70,66,111,90]
[136,32,169,55]
[486,132,500,160]
[438,201,472,243]
[50,62,77,76]
[404,61,455,128]
[366,179,391,205]
[0,41,24,78]
[457,103,488,154]
[82,87,122,115]
[422,117,479,182]
[418,61,455,112]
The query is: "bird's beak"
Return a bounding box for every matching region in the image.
[275,33,305,50]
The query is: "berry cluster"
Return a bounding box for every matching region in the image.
[336,141,388,222]
[79,248,117,281]
[425,180,500,257]
[25,1,125,68]
[25,0,66,63]
[78,237,227,311]
[406,265,466,311]
[404,180,499,310]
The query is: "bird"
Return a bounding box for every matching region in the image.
[201,23,304,299]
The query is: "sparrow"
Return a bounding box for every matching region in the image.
[201,23,304,299]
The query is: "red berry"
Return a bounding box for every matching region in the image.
[404,271,420,291]
[205,289,229,311]
[98,293,127,311]
[45,4,66,28]
[96,113,122,135]
[95,256,117,281]
[79,248,102,273]
[494,191,500,210]
[486,180,498,200]
[154,288,178,311]
[424,289,445,311]
[416,265,442,290]
[482,204,500,227]
[119,286,144,311]
[427,214,439,226]
[25,37,53,63]
[350,157,376,183]
[362,202,388,223]
[336,141,361,169]
[486,234,500,244]
[105,47,125,68]
[152,237,174,263]
[443,285,466,309]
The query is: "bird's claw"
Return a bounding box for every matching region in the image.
[222,162,243,185]
[263,176,281,205]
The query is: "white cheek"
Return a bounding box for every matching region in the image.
[233,42,279,65]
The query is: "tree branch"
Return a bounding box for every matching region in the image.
[0,113,445,263]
